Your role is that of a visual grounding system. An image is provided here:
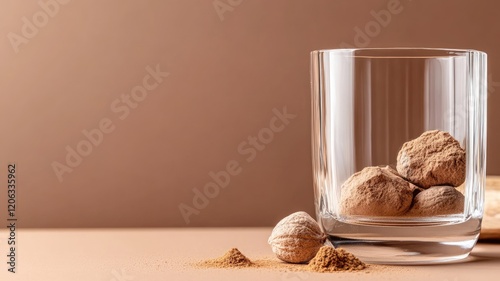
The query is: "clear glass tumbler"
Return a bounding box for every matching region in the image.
[310,48,487,264]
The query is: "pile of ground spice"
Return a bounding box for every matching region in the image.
[308,246,366,272]
[201,248,254,268]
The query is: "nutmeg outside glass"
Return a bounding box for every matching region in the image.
[310,48,487,264]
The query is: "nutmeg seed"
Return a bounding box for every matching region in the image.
[268,211,327,263]
[340,166,417,216]
[397,130,466,188]
[406,185,465,216]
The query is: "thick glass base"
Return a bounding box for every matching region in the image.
[321,215,481,264]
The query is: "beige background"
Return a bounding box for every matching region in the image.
[0,0,498,227]
[2,228,500,280]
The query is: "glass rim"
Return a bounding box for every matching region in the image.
[311,47,486,58]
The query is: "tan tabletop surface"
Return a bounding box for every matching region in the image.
[1,228,499,281]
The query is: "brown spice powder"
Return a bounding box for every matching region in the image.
[308,246,366,272]
[201,248,254,268]
[197,247,373,273]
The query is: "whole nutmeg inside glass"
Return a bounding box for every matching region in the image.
[310,48,487,264]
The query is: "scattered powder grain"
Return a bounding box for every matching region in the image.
[308,246,366,272]
[195,248,411,275]
[200,248,254,268]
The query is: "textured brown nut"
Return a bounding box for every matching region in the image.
[407,185,464,216]
[340,166,417,216]
[268,211,326,263]
[397,130,466,188]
